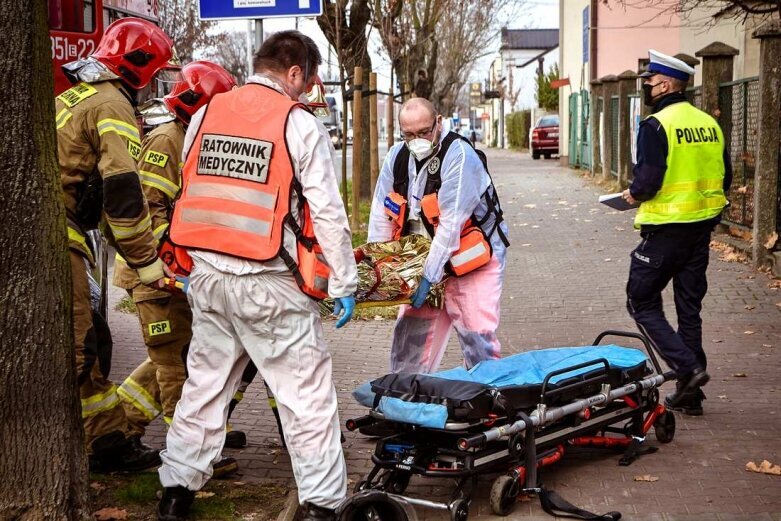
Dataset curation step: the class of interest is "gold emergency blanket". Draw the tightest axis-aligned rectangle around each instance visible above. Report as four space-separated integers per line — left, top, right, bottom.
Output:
320 234 444 314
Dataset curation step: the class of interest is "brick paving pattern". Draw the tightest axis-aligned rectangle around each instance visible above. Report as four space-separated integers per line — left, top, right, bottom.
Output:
107 148 781 520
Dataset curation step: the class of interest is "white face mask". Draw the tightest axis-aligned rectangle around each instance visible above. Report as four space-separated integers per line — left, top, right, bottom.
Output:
407 138 435 161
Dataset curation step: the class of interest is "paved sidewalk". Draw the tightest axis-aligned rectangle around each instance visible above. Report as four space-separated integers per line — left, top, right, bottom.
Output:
108 147 781 520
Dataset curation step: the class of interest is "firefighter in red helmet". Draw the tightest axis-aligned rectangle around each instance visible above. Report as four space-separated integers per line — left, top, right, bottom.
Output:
113 60 239 476
57 17 179 472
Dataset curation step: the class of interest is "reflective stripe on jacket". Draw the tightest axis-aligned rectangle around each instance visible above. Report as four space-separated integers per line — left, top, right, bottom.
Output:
171 84 298 260
635 102 727 228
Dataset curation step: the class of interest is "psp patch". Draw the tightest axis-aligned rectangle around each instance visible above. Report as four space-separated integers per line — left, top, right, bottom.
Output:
148 320 172 337
144 150 169 168
197 133 273 183
127 141 142 160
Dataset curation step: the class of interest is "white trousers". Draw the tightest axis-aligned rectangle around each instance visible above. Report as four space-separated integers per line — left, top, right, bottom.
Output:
159 263 347 509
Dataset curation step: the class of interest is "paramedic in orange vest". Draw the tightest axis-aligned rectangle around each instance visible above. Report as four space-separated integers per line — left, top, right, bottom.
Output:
157 31 358 521
368 98 510 374
113 60 241 478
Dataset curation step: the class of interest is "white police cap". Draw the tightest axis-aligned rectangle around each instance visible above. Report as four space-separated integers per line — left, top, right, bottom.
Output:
639 49 695 81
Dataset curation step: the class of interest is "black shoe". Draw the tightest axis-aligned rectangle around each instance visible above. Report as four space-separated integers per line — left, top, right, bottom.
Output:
666 388 705 416
666 368 709 408
128 435 155 452
302 503 336 521
224 430 247 449
89 431 161 473
212 457 239 479
158 486 195 521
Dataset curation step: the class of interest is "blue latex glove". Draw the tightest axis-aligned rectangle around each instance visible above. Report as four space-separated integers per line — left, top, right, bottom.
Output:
175 275 190 295
410 277 432 309
333 296 355 328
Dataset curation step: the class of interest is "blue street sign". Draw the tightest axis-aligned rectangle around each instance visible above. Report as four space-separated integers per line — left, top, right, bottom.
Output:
199 0 323 21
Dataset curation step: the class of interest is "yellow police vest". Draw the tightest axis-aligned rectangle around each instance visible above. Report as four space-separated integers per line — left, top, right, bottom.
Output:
634 102 727 228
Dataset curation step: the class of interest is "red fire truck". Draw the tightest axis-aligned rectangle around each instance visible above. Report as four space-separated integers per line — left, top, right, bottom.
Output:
48 0 160 95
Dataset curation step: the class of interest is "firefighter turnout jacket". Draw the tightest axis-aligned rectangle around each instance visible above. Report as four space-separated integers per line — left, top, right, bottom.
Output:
113 120 185 301
57 80 158 272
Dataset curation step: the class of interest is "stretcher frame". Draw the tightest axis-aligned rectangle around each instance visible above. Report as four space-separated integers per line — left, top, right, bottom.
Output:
345 331 677 521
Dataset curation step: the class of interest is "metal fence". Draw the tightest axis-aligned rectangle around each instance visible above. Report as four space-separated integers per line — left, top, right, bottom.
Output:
610 96 619 176
718 77 760 229
686 85 703 110
568 90 592 169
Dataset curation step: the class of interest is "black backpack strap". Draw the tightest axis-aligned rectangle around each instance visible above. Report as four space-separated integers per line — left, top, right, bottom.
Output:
392 145 411 196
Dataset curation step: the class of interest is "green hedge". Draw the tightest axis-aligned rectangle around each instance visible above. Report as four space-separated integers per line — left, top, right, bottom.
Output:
506 110 531 149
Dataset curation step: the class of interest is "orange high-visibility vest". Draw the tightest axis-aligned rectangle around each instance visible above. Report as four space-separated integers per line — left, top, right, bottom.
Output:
170 84 329 299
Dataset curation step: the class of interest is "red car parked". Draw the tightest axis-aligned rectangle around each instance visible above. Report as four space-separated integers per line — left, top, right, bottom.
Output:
531 114 559 159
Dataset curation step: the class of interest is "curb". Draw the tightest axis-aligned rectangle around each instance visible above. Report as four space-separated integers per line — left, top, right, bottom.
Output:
276 489 299 521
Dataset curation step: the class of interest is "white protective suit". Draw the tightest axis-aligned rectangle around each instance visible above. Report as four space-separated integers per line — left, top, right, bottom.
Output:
159 75 358 510
368 131 509 373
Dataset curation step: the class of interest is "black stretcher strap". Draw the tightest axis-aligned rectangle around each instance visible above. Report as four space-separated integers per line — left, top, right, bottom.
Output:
538 488 622 520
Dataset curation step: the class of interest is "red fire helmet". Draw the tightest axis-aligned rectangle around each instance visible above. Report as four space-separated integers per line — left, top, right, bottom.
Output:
92 17 179 89
164 61 236 125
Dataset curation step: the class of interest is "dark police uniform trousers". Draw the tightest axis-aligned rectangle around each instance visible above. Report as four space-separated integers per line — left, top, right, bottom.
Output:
626 221 714 376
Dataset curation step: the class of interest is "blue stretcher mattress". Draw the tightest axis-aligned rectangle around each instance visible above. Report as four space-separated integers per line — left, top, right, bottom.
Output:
354 345 649 429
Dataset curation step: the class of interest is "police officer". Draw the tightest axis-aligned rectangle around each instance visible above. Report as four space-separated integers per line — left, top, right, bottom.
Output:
57 17 177 471
157 31 357 521
113 61 238 476
368 98 509 375
622 50 732 416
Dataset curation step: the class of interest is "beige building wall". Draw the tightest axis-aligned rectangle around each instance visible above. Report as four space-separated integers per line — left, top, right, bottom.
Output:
558 0 590 165
679 6 762 83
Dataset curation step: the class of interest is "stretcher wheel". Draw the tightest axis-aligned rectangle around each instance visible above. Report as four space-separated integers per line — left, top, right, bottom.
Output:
490 475 520 516
449 499 469 521
385 471 411 494
654 411 676 443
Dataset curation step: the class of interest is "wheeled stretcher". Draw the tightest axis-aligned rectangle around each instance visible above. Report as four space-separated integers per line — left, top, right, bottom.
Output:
344 331 677 521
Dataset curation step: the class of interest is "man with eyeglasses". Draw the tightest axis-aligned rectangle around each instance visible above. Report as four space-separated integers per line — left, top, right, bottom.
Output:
621 50 732 416
368 97 509 376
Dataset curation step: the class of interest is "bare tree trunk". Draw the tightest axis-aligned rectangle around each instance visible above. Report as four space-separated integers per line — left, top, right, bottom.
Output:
318 1 374 199
0 2 90 519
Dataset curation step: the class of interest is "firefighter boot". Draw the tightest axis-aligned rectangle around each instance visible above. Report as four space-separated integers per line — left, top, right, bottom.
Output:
89 431 161 472
158 485 195 521
211 456 239 479
302 503 337 521
224 428 247 449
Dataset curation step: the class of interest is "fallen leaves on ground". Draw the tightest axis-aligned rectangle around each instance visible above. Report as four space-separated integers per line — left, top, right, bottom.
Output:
764 232 778 250
523 204 537 209
746 460 781 476
744 330 755 335
733 373 748 377
712 339 723 343
633 475 659 482
90 482 106 491
736 185 748 194
195 491 215 499
744 305 756 310
94 508 128 520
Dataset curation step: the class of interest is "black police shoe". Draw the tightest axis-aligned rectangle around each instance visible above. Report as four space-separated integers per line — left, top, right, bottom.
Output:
211 456 239 479
665 388 706 416
158 486 195 521
302 502 337 521
89 431 161 473
666 368 710 411
224 429 247 449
